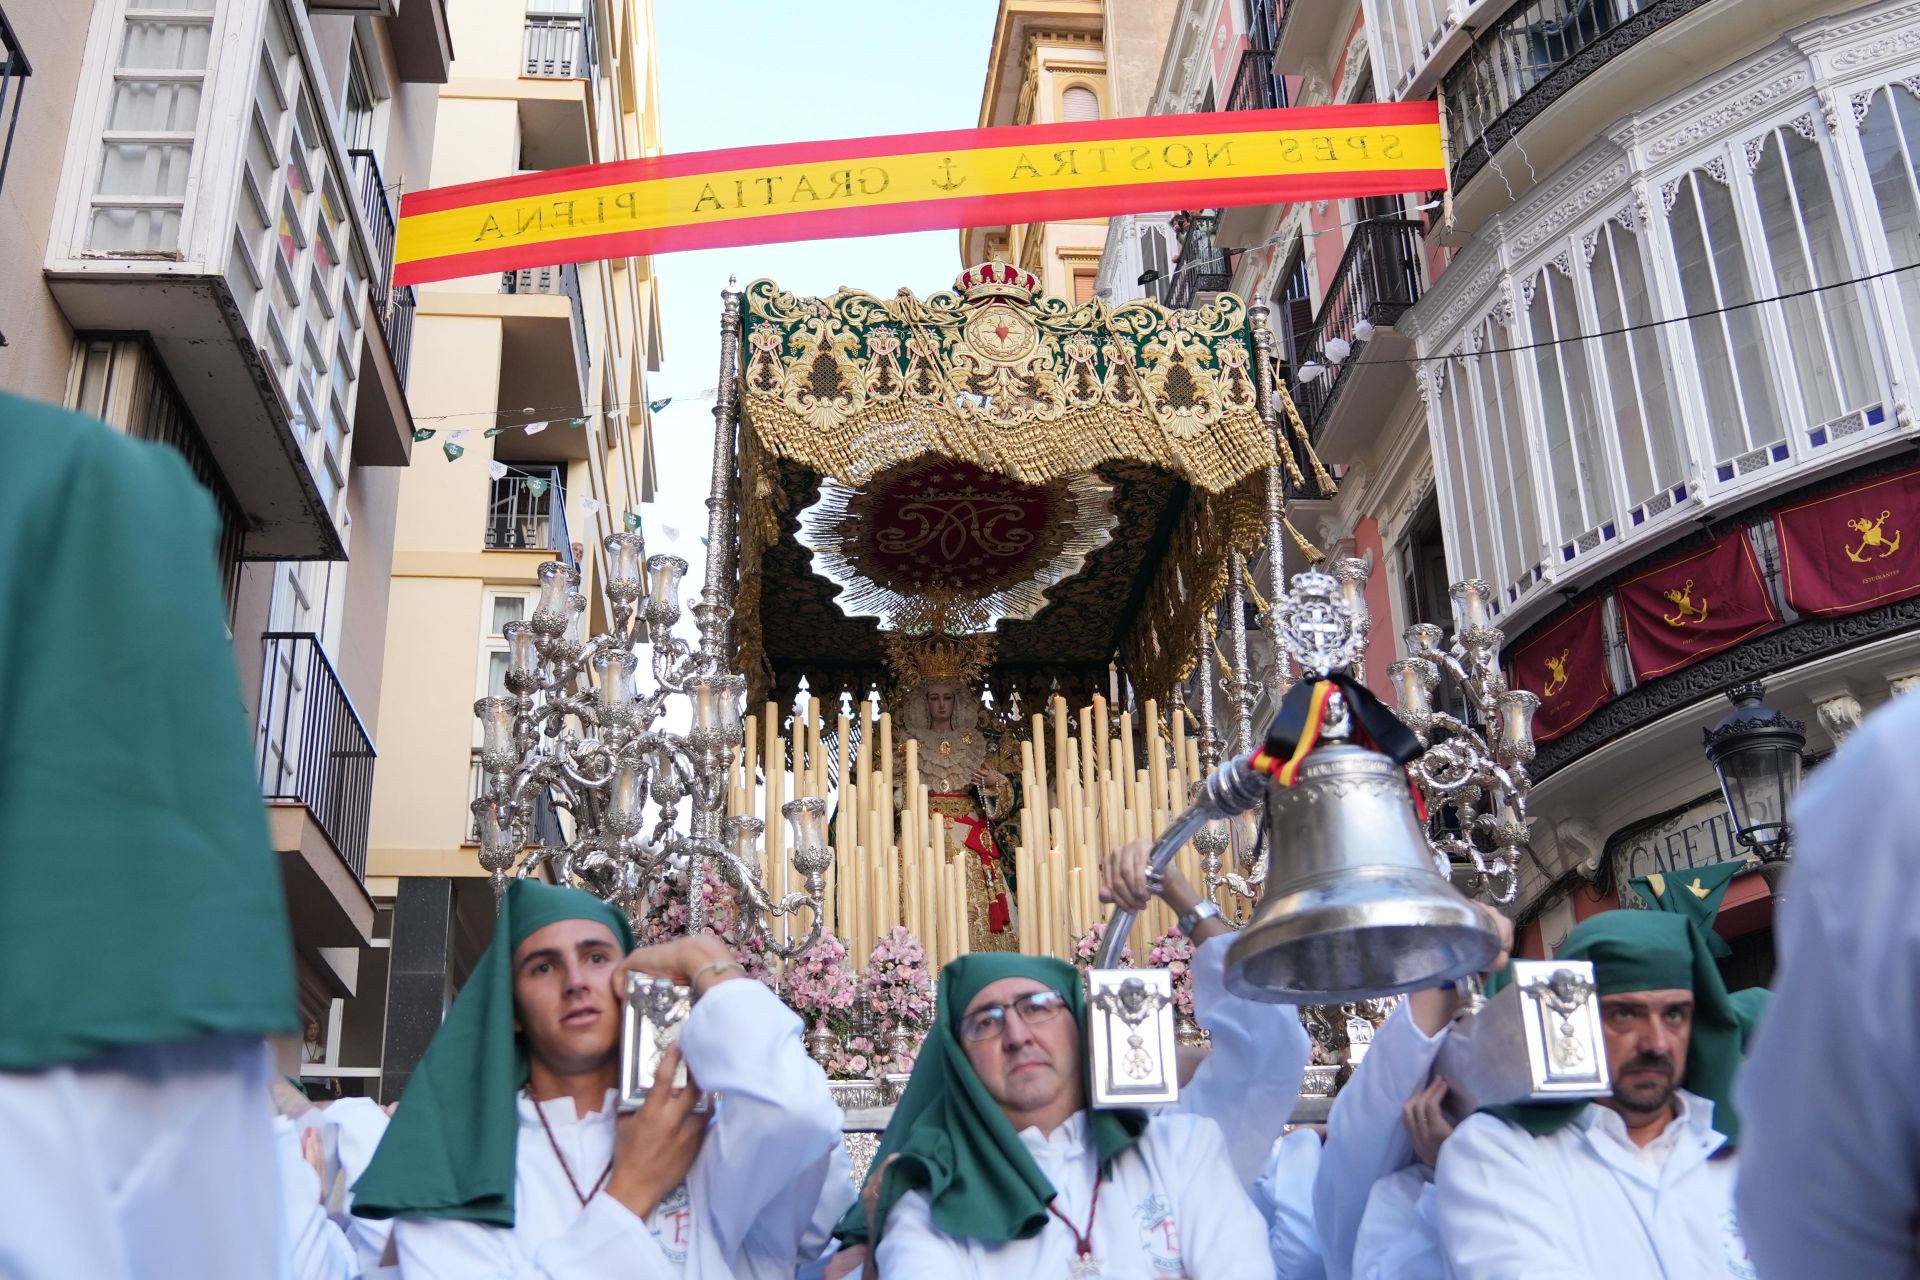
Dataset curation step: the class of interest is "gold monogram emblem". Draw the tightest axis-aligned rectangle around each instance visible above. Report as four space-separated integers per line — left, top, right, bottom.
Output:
1846 510 1903 563
1661 578 1710 627
1542 648 1572 699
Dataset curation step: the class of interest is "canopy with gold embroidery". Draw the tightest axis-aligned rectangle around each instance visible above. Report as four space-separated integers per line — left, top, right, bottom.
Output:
729 263 1334 712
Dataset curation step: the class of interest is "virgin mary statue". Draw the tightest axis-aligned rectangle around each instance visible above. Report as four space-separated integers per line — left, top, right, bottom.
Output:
889 634 1020 952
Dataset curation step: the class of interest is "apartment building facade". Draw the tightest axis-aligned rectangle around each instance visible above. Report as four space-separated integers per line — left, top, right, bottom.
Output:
364 0 663 1101
0 0 450 1085
1101 0 1920 974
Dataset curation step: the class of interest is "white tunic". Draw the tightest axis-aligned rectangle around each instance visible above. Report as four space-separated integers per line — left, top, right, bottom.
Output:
393 978 843 1278
1735 693 1920 1279
1175 935 1312 1189
1311 1001 1445 1280
1349 1166 1438 1280
1434 1090 1751 1279
876 1110 1276 1279
1254 1128 1326 1280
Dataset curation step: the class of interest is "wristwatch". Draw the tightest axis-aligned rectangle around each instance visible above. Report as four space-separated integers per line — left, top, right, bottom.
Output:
1176 899 1222 937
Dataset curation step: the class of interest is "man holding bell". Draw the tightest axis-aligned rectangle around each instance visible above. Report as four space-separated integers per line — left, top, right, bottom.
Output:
352 879 847 1277
1433 911 1752 1277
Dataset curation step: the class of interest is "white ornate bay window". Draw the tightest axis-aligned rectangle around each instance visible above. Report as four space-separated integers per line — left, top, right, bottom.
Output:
1586 213 1687 527
1858 85 1920 349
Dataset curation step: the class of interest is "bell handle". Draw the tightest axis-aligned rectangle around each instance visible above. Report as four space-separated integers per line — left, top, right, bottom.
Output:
1092 754 1267 968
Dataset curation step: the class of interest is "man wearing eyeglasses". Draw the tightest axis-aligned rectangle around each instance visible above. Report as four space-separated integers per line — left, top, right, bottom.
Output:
846 949 1275 1278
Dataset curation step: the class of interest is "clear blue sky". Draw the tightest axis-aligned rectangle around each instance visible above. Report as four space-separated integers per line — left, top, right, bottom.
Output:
642 0 1000 577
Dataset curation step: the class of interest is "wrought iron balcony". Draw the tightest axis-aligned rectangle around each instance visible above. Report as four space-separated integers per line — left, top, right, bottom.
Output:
259 633 376 881
524 13 592 79
1226 46 1287 114
485 465 575 566
1441 0 1691 191
0 5 28 203
1163 211 1234 310
1289 217 1424 435
350 148 415 392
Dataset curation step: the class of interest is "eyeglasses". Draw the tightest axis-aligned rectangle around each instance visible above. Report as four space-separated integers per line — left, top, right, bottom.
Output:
958 990 1069 1042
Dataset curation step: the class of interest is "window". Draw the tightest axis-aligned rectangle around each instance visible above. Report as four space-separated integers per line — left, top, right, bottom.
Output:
342 44 376 152
1062 85 1100 122
1396 493 1452 633
1272 243 1315 370
1525 266 1614 542
1139 223 1173 305
1429 358 1494 586
1747 124 1879 431
1666 169 1784 462
475 587 534 746
486 464 567 551
68 337 245 616
1463 313 1541 594
1071 267 1097 304
89 0 216 251
1859 87 1920 346
1587 217 1682 510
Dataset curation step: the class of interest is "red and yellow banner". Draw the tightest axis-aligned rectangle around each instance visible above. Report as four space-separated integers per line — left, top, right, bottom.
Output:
393 103 1444 286
1775 466 1920 616
1616 530 1779 681
1507 600 1613 744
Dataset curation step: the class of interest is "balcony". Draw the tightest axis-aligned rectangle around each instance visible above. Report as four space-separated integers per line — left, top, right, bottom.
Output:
485 465 575 567
350 148 417 465
0 5 27 200
1272 0 1362 79
501 264 590 397
524 13 592 80
1217 49 1286 247
1441 0 1692 193
1163 212 1234 310
43 0 390 558
259 632 377 993
1287 217 1423 459
393 0 453 84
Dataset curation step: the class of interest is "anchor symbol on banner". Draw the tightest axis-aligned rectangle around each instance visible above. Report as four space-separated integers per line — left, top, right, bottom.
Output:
932 157 967 192
1846 510 1903 562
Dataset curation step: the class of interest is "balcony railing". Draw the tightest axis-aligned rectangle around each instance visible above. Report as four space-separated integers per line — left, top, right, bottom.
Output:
0 6 28 202
1226 47 1286 114
485 466 574 565
349 148 415 389
1164 211 1234 310
1441 0 1672 189
524 14 589 79
259 633 376 881
502 263 590 388
1290 217 1424 433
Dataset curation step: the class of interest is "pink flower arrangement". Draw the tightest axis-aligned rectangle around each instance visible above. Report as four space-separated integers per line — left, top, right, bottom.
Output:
782 927 860 1031
1071 921 1132 969
635 870 776 988
864 926 933 1066
826 1034 876 1080
1147 927 1196 1021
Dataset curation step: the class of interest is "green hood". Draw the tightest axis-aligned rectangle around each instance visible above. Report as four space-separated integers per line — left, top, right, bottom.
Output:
352 880 634 1225
1487 911 1744 1143
833 952 1146 1248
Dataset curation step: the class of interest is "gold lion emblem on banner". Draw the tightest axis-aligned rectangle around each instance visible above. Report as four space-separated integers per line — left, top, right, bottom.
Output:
1542 648 1571 699
1662 579 1710 627
1846 510 1903 562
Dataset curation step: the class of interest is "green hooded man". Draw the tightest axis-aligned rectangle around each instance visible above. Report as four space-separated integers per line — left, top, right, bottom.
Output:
353 879 848 1276
838 951 1276 1278
1433 911 1757 1278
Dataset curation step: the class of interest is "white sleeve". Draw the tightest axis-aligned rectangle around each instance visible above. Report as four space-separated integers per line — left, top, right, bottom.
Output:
1735 705 1920 1280
787 1139 858 1274
1351 1168 1442 1280
1432 1115 1594 1280
875 1189 975 1277
677 977 847 1264
1160 1115 1279 1280
276 1118 359 1280
393 1197 677 1279
1254 1129 1326 1280
1175 934 1311 1188
1312 1000 1446 1280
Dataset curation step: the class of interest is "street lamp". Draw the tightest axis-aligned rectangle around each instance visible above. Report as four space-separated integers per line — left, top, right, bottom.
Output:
1702 681 1805 897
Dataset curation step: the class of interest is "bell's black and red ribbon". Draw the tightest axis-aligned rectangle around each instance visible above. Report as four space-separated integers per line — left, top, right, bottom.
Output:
1248 675 1427 817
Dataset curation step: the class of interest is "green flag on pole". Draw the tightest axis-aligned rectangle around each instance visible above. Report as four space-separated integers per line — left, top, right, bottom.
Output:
1629 860 1748 957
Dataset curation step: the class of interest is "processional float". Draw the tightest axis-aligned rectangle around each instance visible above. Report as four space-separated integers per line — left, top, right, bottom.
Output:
470 261 1606 1114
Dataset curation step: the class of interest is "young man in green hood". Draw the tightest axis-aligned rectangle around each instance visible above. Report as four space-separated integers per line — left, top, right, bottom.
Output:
353 879 846 1277
1433 911 1753 1278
